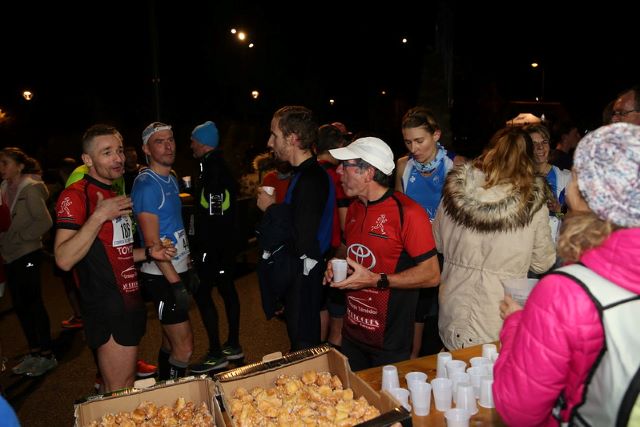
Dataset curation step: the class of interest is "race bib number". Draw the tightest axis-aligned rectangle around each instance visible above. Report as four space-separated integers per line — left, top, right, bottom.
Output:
112 216 134 247
173 228 190 257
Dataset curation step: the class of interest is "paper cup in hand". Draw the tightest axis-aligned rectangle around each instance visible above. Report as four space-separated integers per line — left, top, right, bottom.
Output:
331 259 348 282
503 278 538 306
260 186 275 196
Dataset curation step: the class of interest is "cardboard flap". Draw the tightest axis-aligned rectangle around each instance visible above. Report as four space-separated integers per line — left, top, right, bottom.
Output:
261 351 283 363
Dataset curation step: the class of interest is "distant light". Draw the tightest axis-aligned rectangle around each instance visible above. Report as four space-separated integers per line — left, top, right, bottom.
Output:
237 32 246 41
531 62 539 68
248 43 254 48
251 90 259 99
535 97 540 101
230 28 237 34
329 99 335 106
402 38 408 44
381 90 387 95
22 90 33 101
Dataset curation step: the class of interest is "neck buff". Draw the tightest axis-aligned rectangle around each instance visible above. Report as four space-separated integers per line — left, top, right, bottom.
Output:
412 143 446 173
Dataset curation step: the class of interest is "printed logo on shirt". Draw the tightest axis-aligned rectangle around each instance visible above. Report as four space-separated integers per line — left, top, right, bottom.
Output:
347 243 376 269
120 265 137 280
347 292 381 331
368 214 388 238
57 196 73 219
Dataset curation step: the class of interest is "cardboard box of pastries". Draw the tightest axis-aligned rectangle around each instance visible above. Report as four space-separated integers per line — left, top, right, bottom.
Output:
213 345 411 427
74 376 224 426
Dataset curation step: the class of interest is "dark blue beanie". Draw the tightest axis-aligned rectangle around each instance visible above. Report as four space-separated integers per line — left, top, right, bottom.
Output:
191 121 219 148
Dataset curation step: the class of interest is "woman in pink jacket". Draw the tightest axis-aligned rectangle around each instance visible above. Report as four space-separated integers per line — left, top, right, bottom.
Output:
494 123 640 426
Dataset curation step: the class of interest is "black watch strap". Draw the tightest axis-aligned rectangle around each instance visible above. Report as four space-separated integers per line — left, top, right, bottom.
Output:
145 246 153 262
377 273 389 289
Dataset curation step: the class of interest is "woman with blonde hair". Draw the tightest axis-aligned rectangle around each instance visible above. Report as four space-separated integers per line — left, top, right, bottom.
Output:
494 123 640 426
433 126 556 350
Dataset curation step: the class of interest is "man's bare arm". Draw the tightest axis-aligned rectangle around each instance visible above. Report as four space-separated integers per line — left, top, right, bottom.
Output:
136 211 180 283
55 193 132 271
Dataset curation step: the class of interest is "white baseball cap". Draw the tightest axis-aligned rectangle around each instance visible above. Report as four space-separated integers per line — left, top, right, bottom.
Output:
329 137 395 176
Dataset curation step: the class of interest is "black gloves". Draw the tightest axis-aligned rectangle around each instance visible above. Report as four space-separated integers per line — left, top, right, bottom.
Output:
171 281 190 311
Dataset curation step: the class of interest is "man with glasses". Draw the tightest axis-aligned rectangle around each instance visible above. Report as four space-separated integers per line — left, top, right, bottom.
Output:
611 85 640 125
256 106 335 351
323 137 440 370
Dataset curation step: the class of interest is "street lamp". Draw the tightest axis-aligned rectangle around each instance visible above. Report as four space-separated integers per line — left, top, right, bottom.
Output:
530 62 545 101
22 90 34 101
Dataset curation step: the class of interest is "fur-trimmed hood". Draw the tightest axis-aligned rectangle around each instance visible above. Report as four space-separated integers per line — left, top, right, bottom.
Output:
442 163 548 232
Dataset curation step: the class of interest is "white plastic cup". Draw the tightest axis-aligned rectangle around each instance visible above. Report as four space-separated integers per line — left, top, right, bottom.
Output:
182 175 191 189
260 185 275 196
381 365 400 392
503 278 538 306
389 387 411 412
469 356 490 367
482 343 498 360
478 377 495 408
436 352 453 378
466 366 484 398
410 381 432 416
484 363 495 378
450 372 470 404
331 259 348 282
445 407 471 427
431 377 453 411
455 383 478 415
405 371 428 392
446 360 467 378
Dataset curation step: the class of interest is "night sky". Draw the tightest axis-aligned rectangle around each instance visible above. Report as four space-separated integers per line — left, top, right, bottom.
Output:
1 1 637 172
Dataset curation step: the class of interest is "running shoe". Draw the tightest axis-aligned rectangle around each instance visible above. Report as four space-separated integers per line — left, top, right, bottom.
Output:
25 355 58 377
12 355 39 375
61 315 84 329
136 359 157 377
189 354 229 374
221 344 244 360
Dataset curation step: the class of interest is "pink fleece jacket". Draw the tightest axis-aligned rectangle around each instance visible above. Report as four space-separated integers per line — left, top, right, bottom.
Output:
493 228 640 426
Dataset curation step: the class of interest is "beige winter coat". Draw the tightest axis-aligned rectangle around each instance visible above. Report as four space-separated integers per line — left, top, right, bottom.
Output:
0 177 52 263
433 163 555 350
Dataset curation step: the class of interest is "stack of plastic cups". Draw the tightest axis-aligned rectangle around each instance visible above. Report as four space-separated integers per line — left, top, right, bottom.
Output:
436 352 453 378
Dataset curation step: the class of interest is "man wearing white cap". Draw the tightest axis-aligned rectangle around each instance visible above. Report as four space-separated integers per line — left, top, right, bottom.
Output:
325 137 440 370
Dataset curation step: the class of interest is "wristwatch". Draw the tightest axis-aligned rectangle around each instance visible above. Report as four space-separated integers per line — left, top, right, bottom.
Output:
376 273 389 289
145 246 153 262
